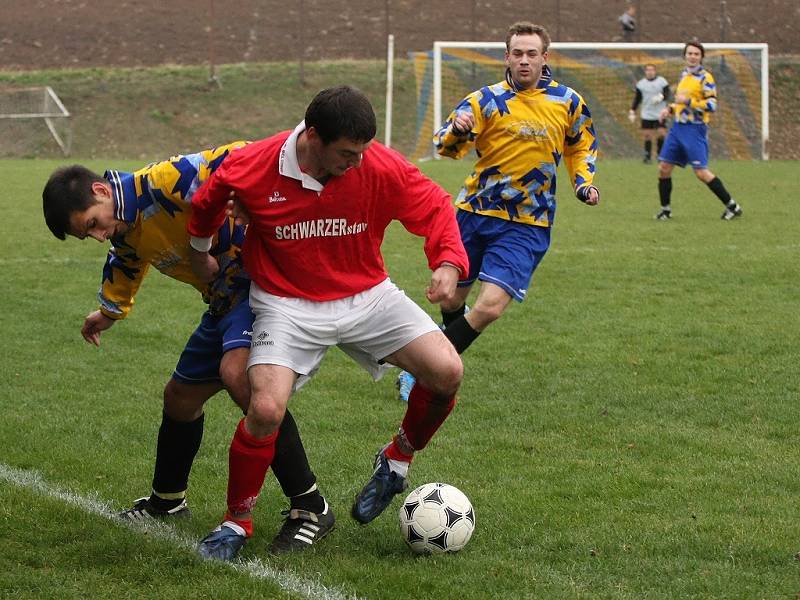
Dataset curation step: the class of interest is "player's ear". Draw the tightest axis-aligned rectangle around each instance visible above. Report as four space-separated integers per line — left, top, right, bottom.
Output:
90 181 111 201
305 126 320 144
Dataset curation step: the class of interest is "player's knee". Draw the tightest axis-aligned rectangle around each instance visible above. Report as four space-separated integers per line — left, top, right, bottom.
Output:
247 391 285 434
695 168 713 182
163 379 205 421
220 363 250 412
428 354 463 397
471 302 504 327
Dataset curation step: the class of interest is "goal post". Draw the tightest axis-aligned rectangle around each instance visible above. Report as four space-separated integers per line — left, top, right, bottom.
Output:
0 86 72 156
414 41 769 161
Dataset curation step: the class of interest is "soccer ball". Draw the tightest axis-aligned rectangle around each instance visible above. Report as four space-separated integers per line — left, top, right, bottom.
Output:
398 483 475 554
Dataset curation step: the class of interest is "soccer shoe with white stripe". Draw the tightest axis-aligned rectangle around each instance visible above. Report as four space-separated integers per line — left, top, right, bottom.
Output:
268 500 335 554
396 370 416 403
197 521 247 561
117 496 190 521
655 209 672 220
721 204 743 220
351 448 408 524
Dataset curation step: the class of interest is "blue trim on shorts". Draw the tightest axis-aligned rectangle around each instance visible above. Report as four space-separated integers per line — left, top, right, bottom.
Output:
658 122 709 169
172 298 254 384
456 210 551 302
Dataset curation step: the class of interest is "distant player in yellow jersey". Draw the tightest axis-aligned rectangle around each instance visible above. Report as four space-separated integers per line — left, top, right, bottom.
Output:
396 22 600 400
42 148 335 553
656 41 744 221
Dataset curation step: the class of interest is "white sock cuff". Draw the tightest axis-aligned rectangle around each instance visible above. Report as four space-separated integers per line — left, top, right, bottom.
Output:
221 520 247 536
387 457 410 477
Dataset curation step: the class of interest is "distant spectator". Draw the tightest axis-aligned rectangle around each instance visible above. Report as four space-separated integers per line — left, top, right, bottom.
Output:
619 5 636 42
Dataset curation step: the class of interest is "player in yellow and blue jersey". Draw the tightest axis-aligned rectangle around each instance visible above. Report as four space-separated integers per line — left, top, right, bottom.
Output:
42 144 335 553
396 22 599 401
656 41 744 221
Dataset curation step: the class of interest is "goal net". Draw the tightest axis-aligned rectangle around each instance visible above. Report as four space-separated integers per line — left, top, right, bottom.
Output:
409 42 768 161
0 86 72 157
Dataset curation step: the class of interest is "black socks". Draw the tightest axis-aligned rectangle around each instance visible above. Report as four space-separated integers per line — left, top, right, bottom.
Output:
658 177 672 208
707 176 732 206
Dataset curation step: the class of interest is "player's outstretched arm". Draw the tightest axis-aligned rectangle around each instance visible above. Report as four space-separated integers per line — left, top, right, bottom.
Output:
81 310 116 347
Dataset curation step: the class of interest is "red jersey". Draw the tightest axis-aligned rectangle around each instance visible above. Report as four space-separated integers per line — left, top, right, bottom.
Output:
187 126 468 301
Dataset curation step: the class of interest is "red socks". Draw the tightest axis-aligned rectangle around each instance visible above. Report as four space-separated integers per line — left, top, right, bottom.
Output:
384 437 414 462
399 383 456 451
223 512 254 537
225 418 278 531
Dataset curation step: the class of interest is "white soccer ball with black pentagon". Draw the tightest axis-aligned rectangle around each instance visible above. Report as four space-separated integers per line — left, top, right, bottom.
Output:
398 482 475 554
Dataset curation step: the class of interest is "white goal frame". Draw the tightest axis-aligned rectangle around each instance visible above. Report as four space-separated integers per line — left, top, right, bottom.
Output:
431 41 769 160
0 86 72 155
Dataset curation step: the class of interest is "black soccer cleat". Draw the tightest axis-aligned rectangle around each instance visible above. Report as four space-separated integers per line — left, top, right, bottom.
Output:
268 500 335 553
721 204 743 220
655 209 672 220
351 448 408 524
117 496 190 521
197 521 247 561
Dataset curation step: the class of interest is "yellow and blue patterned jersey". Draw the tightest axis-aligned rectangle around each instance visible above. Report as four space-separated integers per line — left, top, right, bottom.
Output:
434 66 597 227
672 65 717 125
99 141 249 320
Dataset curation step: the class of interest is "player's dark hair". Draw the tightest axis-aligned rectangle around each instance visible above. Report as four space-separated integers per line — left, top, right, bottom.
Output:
505 21 551 53
684 40 705 59
305 85 376 145
42 165 105 240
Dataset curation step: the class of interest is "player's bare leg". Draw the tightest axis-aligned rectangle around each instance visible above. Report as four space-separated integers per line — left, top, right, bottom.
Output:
353 332 462 524
198 364 296 560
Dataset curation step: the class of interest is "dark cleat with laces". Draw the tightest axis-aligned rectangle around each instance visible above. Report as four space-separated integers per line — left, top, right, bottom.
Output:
721 204 743 220
268 500 335 554
351 448 408 524
117 496 190 521
197 521 247 561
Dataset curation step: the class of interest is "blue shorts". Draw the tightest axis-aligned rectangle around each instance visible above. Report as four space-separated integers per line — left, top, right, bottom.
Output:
456 210 551 302
658 122 709 169
172 298 254 384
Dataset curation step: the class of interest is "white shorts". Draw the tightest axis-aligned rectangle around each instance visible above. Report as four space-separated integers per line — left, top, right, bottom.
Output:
248 278 439 389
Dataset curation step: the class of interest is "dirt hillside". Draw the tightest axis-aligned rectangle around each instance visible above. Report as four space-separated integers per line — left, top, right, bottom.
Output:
1 0 797 70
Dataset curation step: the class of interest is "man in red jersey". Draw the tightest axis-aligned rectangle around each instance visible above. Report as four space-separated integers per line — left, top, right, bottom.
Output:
187 85 469 560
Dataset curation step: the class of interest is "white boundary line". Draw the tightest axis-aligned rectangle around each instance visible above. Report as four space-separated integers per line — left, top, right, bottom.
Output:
0 463 362 600
0 257 101 265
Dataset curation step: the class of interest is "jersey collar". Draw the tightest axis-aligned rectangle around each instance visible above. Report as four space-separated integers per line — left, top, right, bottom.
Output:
505 64 553 92
103 170 139 223
278 121 324 192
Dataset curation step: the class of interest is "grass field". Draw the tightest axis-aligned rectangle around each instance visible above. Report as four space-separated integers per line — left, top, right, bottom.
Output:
1 157 798 599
